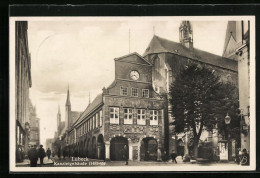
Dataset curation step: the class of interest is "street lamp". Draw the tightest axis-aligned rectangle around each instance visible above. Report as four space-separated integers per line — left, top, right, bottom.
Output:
224 113 231 161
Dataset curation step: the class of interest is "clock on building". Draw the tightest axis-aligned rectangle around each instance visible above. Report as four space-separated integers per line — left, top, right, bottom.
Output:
130 70 139 80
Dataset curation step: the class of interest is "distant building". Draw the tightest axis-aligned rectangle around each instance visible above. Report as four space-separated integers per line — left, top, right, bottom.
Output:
15 21 32 160
46 138 54 151
52 89 82 156
56 105 65 137
29 100 40 147
222 21 250 152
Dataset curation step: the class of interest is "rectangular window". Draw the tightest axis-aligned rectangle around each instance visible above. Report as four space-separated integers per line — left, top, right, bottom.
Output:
120 86 128 96
142 89 149 98
96 113 99 128
92 116 96 129
99 110 103 127
110 107 119 124
90 118 92 130
137 109 146 125
150 110 158 125
131 88 138 97
124 108 133 124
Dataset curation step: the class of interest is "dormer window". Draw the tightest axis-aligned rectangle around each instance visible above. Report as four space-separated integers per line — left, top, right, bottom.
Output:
120 86 128 96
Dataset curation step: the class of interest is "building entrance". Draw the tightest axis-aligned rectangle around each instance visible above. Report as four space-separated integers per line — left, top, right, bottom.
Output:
140 137 158 161
177 139 184 157
110 136 128 161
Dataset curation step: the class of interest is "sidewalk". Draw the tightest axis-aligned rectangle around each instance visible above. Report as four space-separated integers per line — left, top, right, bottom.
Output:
16 157 54 167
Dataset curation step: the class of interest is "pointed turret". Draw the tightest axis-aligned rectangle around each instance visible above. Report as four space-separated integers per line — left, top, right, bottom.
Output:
58 104 61 115
57 104 61 135
179 21 193 49
66 86 71 106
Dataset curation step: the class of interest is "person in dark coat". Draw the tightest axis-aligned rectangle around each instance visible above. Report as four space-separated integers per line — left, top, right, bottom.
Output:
58 147 61 160
38 145 46 165
170 150 177 163
46 148 51 159
122 145 128 165
28 145 38 167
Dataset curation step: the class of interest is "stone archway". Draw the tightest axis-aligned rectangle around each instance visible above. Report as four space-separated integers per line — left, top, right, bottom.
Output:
87 139 91 158
84 139 88 157
110 136 128 161
97 134 105 160
140 137 158 161
92 137 97 159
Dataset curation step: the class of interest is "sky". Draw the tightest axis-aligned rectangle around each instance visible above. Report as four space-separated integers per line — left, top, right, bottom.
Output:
27 18 228 148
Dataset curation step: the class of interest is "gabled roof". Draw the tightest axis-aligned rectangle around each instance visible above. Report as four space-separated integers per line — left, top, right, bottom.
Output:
115 52 152 66
71 94 103 128
222 21 237 56
143 35 237 71
69 111 82 126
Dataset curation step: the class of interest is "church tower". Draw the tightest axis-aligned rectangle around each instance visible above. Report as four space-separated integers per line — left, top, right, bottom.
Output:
57 105 61 135
179 21 193 49
65 86 71 130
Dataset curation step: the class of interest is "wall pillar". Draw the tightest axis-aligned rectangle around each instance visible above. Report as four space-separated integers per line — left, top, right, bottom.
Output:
157 148 162 161
97 145 101 159
129 144 133 161
105 141 110 161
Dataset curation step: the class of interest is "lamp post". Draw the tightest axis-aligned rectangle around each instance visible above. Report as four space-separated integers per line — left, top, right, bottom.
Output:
224 113 231 161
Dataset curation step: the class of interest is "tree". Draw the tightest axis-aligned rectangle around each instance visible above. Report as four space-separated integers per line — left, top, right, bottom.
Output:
169 64 239 159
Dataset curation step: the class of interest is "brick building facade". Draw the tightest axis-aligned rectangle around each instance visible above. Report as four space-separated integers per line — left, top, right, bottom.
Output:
15 21 32 161
143 21 238 159
222 21 250 152
65 53 167 161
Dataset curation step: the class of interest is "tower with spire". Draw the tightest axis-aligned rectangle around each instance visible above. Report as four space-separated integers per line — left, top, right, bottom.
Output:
57 105 61 135
65 86 71 130
179 21 193 49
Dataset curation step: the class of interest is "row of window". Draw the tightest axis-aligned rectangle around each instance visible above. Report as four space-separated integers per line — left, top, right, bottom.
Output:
73 110 103 140
110 107 159 125
120 87 149 98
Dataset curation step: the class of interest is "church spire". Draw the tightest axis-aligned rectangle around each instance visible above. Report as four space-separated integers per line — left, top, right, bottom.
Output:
179 21 193 49
66 85 71 106
58 104 61 115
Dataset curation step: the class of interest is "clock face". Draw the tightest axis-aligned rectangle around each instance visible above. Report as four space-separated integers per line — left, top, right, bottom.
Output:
130 70 139 80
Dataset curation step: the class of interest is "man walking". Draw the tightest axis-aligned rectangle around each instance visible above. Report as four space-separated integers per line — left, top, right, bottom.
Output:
28 145 38 167
38 145 46 165
122 145 128 165
46 148 51 159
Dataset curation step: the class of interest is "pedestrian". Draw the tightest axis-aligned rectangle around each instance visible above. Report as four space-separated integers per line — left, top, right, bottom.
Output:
162 150 167 162
46 148 51 159
20 146 25 161
16 145 22 163
235 148 240 165
122 145 128 165
58 147 61 160
28 145 38 167
170 150 177 163
38 145 46 165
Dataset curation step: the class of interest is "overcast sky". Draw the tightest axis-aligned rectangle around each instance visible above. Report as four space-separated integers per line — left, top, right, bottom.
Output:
27 18 228 148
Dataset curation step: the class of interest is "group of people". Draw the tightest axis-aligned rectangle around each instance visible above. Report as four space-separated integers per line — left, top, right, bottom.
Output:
28 145 52 167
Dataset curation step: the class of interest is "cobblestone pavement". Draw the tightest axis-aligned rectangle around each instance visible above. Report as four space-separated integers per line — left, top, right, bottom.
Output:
16 157 54 167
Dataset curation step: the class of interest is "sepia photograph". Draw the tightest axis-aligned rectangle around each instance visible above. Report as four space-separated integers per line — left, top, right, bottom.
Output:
9 16 255 172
